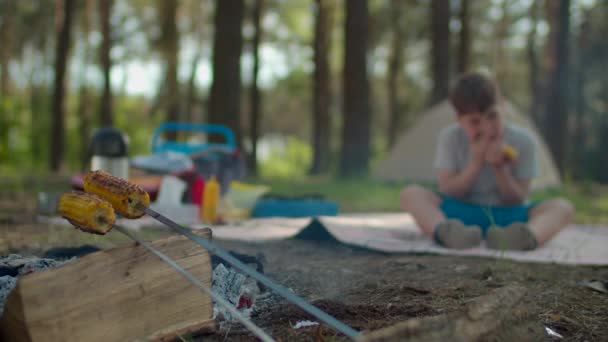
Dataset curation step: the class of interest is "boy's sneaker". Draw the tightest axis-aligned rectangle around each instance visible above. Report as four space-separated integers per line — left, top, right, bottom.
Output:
486 223 538 251
434 219 482 249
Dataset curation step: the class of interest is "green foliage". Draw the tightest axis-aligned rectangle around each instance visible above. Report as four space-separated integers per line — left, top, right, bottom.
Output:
258 136 312 180
0 95 39 169
0 91 161 174
1 0 607 188
0 98 14 163
113 96 163 157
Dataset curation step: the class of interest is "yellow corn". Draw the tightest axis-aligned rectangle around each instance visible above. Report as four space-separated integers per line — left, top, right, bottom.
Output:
503 144 519 161
83 170 150 219
58 191 116 235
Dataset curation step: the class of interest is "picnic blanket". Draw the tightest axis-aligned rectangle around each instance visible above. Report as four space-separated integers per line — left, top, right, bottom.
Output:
45 212 608 265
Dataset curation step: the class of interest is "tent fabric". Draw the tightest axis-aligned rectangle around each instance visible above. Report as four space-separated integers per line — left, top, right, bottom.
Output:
373 100 561 190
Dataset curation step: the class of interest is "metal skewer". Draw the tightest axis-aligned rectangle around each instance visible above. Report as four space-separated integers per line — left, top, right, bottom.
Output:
112 224 275 342
141 206 361 340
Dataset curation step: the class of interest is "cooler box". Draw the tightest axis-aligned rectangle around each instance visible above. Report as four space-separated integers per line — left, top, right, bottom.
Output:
251 197 339 218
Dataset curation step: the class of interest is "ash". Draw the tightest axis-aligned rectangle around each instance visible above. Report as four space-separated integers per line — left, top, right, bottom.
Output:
0 254 71 316
211 263 284 328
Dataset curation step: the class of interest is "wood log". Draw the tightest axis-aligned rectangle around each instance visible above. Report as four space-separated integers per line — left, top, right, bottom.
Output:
359 284 526 342
0 228 215 342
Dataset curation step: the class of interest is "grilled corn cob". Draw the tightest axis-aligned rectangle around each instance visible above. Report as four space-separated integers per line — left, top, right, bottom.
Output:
58 191 116 235
83 170 150 219
503 144 519 161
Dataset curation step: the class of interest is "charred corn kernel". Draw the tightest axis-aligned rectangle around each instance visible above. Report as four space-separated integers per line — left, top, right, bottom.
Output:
58 191 116 235
503 144 519 161
83 170 150 219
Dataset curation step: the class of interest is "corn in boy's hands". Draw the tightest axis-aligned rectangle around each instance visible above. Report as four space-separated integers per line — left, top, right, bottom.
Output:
485 136 516 168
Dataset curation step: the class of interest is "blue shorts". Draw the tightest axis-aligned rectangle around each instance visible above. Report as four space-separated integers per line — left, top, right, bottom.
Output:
439 195 538 236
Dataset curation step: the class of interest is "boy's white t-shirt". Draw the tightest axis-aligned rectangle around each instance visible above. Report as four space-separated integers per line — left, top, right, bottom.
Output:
434 123 540 206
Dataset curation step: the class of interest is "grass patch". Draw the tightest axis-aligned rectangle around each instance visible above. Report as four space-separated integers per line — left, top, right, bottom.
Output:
252 177 608 224
530 183 608 224
250 176 411 213
1 173 607 225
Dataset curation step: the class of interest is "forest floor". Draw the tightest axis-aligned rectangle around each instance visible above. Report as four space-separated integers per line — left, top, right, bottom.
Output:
1 177 607 341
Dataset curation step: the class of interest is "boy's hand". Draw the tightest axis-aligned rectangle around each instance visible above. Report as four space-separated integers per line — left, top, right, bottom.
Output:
470 133 489 164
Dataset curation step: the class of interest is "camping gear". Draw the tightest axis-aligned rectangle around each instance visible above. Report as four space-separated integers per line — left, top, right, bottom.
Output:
220 181 270 220
89 127 130 180
148 122 246 191
373 100 561 190
130 151 193 174
155 175 188 206
71 123 246 203
252 195 339 218
151 122 237 155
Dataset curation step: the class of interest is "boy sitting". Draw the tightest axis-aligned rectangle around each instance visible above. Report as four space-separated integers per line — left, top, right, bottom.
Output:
401 72 574 250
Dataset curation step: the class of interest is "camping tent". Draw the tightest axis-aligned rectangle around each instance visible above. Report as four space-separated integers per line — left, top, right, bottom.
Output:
373 99 561 191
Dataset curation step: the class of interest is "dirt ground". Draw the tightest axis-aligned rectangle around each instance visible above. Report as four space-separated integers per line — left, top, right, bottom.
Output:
1 197 607 341
195 239 608 341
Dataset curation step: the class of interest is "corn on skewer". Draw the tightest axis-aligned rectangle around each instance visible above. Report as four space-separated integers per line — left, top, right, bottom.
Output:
58 191 116 235
83 170 150 219
58 192 274 342
81 171 360 339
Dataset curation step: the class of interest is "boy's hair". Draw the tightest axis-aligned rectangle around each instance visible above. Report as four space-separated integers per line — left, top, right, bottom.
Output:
449 72 498 115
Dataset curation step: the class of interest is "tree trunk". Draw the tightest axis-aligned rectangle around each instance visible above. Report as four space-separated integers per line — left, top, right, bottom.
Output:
185 49 202 123
0 1 16 98
340 0 371 177
386 0 405 150
208 0 245 145
30 38 51 168
160 0 180 141
538 0 559 139
543 0 570 174
50 0 75 172
310 0 333 175
0 1 15 163
457 0 471 74
601 62 608 182
77 86 92 170
598 122 608 183
99 0 113 127
78 0 95 170
30 85 44 164
494 1 511 87
527 0 541 126
430 0 450 105
572 13 590 179
248 0 264 176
